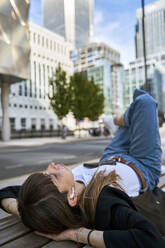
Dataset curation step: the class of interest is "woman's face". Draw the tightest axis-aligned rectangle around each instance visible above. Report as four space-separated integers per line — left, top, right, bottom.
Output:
45 162 74 193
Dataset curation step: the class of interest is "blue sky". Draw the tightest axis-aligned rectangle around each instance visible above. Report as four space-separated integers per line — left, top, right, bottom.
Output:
29 0 156 65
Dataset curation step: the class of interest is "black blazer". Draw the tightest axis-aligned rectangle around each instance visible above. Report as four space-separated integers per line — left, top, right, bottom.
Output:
0 185 164 247
95 186 164 248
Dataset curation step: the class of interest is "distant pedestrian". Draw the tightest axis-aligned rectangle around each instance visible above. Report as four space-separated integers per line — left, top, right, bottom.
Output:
62 125 67 139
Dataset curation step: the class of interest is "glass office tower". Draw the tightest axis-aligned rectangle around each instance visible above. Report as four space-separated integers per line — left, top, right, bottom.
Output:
135 0 165 58
42 0 94 48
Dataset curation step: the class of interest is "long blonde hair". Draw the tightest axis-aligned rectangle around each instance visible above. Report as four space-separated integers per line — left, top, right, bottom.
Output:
79 169 123 227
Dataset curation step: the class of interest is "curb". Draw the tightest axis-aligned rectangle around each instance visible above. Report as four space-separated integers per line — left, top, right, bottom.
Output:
0 136 109 149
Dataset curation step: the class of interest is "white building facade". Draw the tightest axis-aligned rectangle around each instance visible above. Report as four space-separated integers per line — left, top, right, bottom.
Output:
0 22 74 132
42 0 94 49
71 42 122 115
135 0 165 58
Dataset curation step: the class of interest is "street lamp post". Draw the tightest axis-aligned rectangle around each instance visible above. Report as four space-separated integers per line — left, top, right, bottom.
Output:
141 0 148 90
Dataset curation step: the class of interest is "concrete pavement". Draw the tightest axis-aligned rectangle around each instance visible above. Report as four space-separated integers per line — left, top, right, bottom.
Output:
0 124 164 184
0 135 97 148
0 124 164 161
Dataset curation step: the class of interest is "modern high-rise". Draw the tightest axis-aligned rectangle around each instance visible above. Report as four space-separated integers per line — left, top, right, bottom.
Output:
135 0 165 58
71 42 123 114
123 52 165 111
42 0 94 49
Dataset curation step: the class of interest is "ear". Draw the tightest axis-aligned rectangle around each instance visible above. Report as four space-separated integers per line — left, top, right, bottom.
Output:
67 192 78 207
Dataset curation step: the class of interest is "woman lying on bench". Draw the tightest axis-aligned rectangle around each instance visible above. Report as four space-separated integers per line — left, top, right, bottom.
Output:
0 89 164 248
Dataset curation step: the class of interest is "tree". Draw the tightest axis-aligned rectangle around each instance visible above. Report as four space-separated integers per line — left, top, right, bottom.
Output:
48 64 71 120
70 73 104 122
86 77 104 121
70 72 89 121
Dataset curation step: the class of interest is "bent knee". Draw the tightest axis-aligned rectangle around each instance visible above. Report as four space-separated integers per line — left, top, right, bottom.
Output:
134 93 157 109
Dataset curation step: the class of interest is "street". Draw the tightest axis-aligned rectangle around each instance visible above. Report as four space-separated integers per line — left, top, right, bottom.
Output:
0 124 164 181
0 138 110 180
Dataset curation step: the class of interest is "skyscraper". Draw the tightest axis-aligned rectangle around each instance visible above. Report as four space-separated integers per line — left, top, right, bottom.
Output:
135 0 165 58
71 42 122 114
42 0 94 49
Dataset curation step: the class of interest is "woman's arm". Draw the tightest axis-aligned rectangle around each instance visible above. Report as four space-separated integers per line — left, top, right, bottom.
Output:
75 228 106 248
103 205 164 248
36 227 106 248
0 186 20 215
35 205 164 248
1 198 19 216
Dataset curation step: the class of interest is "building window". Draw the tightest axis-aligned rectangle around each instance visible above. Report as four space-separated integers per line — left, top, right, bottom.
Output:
47 65 50 76
25 105 28 109
42 36 44 46
49 119 54 130
24 80 28 96
39 63 41 98
19 104 23 108
51 66 53 76
29 80 32 97
41 119 45 130
33 33 36 43
43 64 46 99
10 118 15 131
57 43 60 53
31 118 36 130
19 85 22 96
21 118 26 129
34 61 37 98
38 34 40 45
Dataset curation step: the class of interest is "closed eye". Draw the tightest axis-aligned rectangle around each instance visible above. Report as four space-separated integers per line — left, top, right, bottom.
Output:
50 173 57 179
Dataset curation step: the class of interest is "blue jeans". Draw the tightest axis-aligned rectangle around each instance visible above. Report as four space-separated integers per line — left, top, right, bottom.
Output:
100 89 162 191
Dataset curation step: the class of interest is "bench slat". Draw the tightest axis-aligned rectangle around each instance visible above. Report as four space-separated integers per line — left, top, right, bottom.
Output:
0 215 20 231
42 240 84 248
0 221 30 246
0 232 49 248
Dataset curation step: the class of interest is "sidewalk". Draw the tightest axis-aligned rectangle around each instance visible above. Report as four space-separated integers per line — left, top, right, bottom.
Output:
0 135 103 148
0 125 165 160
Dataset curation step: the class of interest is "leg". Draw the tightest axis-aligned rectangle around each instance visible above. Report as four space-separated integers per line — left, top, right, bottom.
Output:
100 126 130 162
124 89 162 189
125 89 162 164
100 91 146 162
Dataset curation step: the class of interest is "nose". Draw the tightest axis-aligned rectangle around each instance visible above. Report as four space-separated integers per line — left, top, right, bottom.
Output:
45 162 55 172
48 162 55 169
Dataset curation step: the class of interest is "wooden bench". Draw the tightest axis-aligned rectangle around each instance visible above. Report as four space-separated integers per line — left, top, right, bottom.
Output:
0 173 165 248
0 214 90 248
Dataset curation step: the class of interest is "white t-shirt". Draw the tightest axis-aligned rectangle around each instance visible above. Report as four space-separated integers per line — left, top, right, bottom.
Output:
72 162 140 197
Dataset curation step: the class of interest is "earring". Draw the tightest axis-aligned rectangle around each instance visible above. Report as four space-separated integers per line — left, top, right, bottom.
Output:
70 187 75 199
